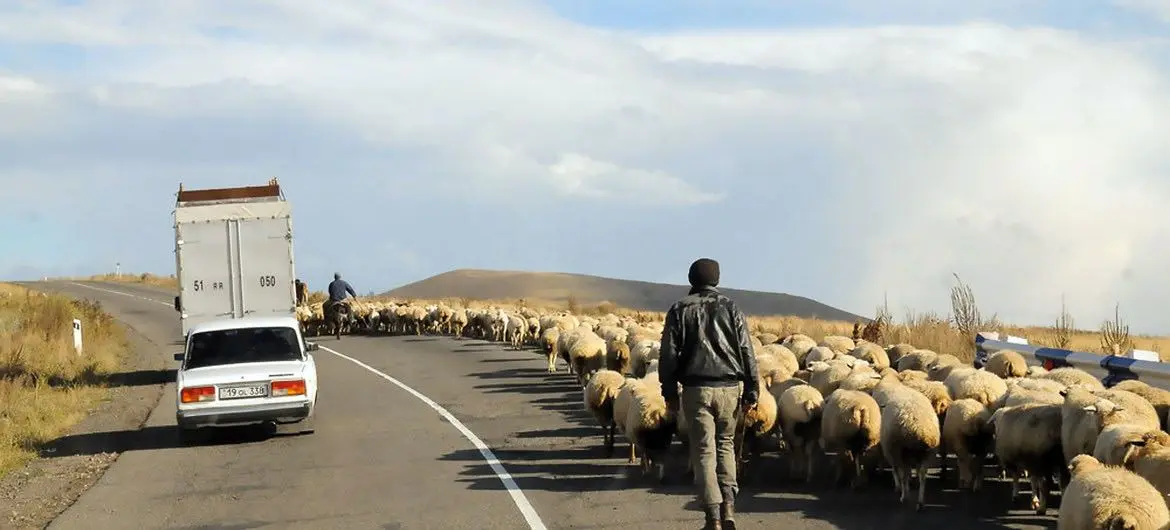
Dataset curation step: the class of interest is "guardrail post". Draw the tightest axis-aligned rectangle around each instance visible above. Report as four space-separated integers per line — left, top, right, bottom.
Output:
72 319 82 355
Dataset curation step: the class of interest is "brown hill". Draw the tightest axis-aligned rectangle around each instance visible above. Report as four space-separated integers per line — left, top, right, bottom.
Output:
382 269 868 322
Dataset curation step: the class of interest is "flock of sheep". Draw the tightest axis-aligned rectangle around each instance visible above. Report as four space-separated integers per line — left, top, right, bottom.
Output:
296 298 1170 529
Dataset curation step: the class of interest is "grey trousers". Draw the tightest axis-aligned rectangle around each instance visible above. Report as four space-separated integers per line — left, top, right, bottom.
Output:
682 385 741 507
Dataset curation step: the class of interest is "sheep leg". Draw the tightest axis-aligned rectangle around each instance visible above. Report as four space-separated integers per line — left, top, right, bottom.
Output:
604 422 615 457
898 466 911 504
628 441 637 464
955 450 971 490
915 461 928 511
972 453 985 492
804 441 817 484
1009 469 1021 498
546 352 556 373
1028 472 1047 514
937 435 948 483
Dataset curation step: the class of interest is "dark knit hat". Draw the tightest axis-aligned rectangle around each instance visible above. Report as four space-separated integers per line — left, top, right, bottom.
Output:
688 258 720 288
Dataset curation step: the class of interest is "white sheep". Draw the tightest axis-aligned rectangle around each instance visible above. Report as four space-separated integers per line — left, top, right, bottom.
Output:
804 346 837 366
820 389 882 488
1057 454 1170 530
885 343 916 366
1111 379 1170 431
1122 430 1170 507
539 327 561 372
989 402 1066 514
621 371 676 480
942 398 993 491
984 349 1027 378
879 385 942 511
896 349 938 372
584 369 627 456
782 334 818 364
777 383 825 483
1092 423 1161 467
819 335 856 355
848 341 890 370
568 331 607 386
944 368 1007 408
738 380 779 476
1039 367 1104 390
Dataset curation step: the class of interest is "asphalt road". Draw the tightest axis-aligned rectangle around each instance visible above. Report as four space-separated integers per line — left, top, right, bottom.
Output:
26 281 1059 529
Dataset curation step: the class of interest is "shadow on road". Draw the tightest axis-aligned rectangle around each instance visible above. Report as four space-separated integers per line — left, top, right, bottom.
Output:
40 423 303 457
101 368 175 387
449 338 1059 530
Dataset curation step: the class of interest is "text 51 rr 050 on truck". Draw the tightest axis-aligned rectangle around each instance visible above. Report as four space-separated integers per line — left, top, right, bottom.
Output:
171 179 298 338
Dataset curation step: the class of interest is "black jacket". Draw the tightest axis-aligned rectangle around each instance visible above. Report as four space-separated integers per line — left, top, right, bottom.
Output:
658 286 759 405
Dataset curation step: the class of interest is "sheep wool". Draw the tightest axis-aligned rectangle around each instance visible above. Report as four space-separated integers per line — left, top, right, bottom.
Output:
984 350 1027 379
942 398 993 492
1040 367 1105 391
1111 380 1170 431
879 386 942 511
1125 431 1170 508
777 384 825 483
945 368 1008 408
1057 454 1170 530
990 403 1066 514
1092 423 1161 467
820 389 882 488
848 342 891 370
583 369 627 457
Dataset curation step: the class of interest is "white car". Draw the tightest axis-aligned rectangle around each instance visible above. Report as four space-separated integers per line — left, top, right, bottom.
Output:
174 315 318 443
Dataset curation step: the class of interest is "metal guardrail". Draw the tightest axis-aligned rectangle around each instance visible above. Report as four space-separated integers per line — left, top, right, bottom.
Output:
974 332 1170 389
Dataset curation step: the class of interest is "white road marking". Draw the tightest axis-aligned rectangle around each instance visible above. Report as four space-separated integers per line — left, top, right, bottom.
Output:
319 344 547 530
64 281 549 530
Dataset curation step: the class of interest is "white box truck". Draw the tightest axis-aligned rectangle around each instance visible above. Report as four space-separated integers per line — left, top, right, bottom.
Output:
172 178 298 337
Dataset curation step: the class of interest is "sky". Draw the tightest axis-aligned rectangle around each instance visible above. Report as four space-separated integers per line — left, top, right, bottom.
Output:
2 1 1170 334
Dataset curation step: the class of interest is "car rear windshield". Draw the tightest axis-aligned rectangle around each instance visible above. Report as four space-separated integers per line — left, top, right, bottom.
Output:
186 326 302 369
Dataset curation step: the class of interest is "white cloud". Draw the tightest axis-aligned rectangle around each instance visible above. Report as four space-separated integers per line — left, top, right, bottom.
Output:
2 1 1170 332
1114 0 1170 22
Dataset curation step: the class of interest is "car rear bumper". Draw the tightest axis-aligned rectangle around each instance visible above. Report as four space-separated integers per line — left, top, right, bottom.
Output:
177 400 311 428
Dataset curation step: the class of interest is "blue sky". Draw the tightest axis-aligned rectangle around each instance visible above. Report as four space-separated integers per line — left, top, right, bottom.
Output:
2 0 1170 333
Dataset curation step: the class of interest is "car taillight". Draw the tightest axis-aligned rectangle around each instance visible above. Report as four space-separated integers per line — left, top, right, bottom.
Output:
180 386 215 403
1043 359 1056 371
271 379 306 396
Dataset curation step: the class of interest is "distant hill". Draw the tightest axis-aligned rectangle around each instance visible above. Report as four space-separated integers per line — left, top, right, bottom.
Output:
382 269 868 322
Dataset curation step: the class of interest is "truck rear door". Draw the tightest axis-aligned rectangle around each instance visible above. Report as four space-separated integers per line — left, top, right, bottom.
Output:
176 220 235 327
237 217 296 317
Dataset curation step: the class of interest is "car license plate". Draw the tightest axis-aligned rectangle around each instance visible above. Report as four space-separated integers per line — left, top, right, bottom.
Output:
218 384 268 400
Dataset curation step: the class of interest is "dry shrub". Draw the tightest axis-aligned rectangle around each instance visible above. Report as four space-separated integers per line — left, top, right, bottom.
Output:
0 283 127 474
76 272 178 290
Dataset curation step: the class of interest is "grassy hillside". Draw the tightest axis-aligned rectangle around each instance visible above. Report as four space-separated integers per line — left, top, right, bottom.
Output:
381 269 867 322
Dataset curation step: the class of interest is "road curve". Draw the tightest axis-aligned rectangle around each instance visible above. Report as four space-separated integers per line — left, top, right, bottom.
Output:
26 281 1059 530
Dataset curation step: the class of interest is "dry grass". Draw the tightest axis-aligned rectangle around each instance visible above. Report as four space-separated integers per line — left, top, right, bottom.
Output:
74 273 179 290
0 283 127 474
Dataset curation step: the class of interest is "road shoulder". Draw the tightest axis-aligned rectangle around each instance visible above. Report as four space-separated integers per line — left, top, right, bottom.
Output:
0 316 169 529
